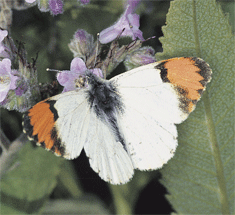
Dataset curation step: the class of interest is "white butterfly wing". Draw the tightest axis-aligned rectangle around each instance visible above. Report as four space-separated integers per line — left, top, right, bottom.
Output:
53 90 91 159
112 63 188 124
110 63 185 170
54 90 134 184
84 109 134 184
111 57 211 170
118 102 177 170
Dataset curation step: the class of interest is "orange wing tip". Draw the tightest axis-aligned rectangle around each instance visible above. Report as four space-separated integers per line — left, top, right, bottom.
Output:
156 57 212 113
23 99 66 157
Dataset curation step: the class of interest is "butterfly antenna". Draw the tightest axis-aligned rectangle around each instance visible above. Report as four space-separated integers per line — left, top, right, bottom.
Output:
144 36 156 42
46 68 62 73
93 33 100 68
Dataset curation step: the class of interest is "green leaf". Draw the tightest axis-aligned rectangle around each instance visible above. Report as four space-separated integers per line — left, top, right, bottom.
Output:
42 195 110 214
156 0 235 214
109 171 156 214
0 142 63 214
57 161 83 198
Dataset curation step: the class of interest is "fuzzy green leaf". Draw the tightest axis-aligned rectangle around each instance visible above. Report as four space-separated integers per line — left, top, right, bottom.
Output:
0 142 63 214
156 0 235 214
42 196 110 214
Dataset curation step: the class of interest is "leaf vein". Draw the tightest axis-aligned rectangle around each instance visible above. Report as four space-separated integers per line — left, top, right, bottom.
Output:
214 101 235 127
223 153 235 167
220 134 234 152
175 159 216 176
181 140 213 156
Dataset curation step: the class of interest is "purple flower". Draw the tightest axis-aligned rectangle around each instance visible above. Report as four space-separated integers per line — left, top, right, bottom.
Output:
69 29 94 60
123 0 141 12
124 46 156 70
0 29 17 60
15 81 28 96
99 4 144 44
0 29 8 46
49 0 64 15
57 57 103 93
26 0 63 15
0 29 9 58
0 59 19 102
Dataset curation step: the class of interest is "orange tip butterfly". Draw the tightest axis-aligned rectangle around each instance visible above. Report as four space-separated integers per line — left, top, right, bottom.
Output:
23 57 212 184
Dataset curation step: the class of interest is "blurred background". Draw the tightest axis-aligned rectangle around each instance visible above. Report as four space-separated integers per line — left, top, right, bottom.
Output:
1 0 234 214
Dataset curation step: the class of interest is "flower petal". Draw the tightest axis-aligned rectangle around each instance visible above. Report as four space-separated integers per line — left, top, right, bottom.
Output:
70 57 87 72
57 58 89 92
9 74 19 90
0 59 18 102
0 29 8 42
49 0 64 15
99 4 144 44
0 90 8 102
57 70 70 85
99 26 121 44
91 68 103 78
0 58 11 75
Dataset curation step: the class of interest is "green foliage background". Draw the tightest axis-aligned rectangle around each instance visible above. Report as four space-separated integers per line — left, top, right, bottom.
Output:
1 0 234 214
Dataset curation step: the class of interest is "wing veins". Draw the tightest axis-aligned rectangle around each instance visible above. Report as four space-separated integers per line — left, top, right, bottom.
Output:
124 102 176 138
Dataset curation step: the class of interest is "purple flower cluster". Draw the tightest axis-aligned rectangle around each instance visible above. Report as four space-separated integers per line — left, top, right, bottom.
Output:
25 0 91 15
60 1 153 92
0 29 20 103
25 0 64 16
0 28 40 111
0 0 156 111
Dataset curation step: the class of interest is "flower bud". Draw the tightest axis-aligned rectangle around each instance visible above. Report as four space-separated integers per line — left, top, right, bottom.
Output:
124 46 156 70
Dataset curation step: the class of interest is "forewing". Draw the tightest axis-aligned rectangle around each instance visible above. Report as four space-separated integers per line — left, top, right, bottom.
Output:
111 57 211 170
23 90 90 159
112 64 188 124
112 57 212 124
53 90 91 159
111 65 180 169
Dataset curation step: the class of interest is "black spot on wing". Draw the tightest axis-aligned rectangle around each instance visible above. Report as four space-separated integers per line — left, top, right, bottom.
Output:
175 85 198 114
23 112 35 139
40 141 45 148
23 112 42 147
155 61 170 83
192 57 212 87
176 86 188 96
197 88 203 96
173 86 189 114
178 97 191 114
45 100 59 121
50 127 65 156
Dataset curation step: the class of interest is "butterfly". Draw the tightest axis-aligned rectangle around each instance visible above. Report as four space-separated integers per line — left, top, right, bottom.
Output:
23 57 212 184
